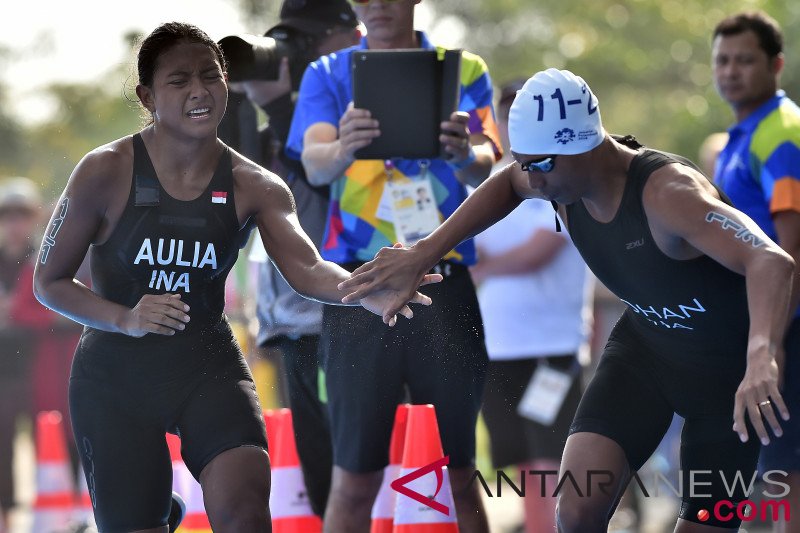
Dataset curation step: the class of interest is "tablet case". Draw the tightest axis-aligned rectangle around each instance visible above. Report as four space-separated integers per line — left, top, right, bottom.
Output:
351 49 462 160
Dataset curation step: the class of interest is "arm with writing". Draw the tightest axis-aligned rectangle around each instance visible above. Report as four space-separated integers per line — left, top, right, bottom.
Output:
644 165 794 445
33 147 192 337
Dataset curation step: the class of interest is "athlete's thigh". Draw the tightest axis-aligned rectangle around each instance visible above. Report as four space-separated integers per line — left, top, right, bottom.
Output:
70 376 172 532
175 353 268 479
571 347 675 473
677 415 760 530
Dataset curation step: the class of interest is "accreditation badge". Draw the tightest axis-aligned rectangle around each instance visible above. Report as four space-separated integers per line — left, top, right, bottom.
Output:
517 361 575 426
376 160 442 246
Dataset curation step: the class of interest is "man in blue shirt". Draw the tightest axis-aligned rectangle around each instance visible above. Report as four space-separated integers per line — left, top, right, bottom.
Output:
713 11 800 530
286 1 501 530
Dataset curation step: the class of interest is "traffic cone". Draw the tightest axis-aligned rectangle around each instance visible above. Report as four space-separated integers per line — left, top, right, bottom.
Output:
392 404 458 532
264 409 279 453
31 411 75 533
371 404 410 533
167 433 212 533
270 408 322 532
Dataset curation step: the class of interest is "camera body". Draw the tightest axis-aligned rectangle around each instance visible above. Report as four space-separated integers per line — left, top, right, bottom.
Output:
218 26 318 89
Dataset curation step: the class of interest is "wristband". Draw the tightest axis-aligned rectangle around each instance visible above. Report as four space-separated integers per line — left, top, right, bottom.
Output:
447 146 476 171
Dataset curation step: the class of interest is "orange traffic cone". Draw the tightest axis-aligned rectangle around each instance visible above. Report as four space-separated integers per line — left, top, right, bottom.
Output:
371 404 410 533
167 433 212 533
270 408 322 532
392 404 458 532
31 411 75 533
264 409 279 454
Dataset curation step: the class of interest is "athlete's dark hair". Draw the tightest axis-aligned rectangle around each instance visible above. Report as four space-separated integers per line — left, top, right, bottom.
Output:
713 11 783 58
137 21 227 88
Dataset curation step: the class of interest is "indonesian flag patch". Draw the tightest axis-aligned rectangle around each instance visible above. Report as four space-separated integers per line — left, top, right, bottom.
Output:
211 191 227 204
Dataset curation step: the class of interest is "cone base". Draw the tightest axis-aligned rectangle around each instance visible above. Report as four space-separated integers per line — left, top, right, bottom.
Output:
371 517 393 533
273 515 322 532
394 523 458 533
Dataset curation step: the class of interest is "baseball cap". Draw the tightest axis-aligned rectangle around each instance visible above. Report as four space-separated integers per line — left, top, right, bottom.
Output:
508 68 605 155
273 0 358 34
0 177 41 216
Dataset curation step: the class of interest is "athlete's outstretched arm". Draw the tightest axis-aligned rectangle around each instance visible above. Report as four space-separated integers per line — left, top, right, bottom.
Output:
644 164 795 446
237 162 439 326
336 162 532 320
33 146 191 337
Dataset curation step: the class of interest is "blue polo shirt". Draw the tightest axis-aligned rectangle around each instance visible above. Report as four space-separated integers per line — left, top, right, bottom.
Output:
714 90 800 317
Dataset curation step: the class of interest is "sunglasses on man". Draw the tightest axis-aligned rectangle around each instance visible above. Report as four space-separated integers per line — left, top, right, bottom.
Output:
519 156 557 173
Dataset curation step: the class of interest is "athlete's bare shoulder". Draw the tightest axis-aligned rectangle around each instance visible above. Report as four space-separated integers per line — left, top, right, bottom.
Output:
229 148 293 216
68 135 136 201
643 159 720 211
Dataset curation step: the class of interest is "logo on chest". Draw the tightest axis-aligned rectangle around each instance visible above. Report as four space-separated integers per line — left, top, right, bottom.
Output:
133 238 218 292
625 238 645 250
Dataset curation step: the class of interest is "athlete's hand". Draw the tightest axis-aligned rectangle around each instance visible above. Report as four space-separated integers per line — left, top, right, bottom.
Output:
338 244 442 317
121 293 191 337
732 349 789 445
358 287 436 326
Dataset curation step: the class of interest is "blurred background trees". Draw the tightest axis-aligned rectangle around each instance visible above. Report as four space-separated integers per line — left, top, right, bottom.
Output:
1 0 798 199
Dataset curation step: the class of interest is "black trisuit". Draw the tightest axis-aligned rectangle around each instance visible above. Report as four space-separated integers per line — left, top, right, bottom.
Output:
566 146 760 528
69 134 267 531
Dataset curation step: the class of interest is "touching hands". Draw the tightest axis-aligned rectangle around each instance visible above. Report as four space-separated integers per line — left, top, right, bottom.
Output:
121 293 191 337
339 243 443 323
358 287 438 327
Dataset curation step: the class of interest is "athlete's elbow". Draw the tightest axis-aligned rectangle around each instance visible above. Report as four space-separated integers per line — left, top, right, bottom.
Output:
32 273 54 309
759 246 795 282
32 268 66 311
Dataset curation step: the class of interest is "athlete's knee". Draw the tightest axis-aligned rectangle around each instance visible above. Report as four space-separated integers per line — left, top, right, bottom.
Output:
449 467 480 501
329 467 383 509
211 509 270 532
555 494 611 533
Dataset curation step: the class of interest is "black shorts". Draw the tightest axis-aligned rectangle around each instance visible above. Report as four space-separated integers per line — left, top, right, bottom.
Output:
481 355 582 468
570 312 760 529
759 317 800 472
69 318 267 532
322 261 488 472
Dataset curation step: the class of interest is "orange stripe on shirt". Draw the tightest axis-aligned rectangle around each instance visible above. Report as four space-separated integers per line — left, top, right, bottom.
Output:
771 177 800 214
473 106 503 161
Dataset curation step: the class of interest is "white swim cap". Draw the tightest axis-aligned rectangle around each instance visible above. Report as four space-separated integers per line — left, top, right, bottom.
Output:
508 68 604 155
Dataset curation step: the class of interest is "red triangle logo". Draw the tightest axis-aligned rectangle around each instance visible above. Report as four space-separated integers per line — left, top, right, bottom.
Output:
390 455 450 515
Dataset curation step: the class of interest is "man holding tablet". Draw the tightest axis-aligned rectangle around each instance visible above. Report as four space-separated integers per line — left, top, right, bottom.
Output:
286 0 501 530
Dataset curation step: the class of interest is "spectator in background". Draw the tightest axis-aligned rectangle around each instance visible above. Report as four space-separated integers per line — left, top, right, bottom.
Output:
712 11 800 531
234 0 362 517
0 177 40 532
286 0 502 529
470 80 594 533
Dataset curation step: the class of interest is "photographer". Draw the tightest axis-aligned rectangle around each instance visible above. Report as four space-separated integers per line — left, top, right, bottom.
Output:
223 0 361 518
